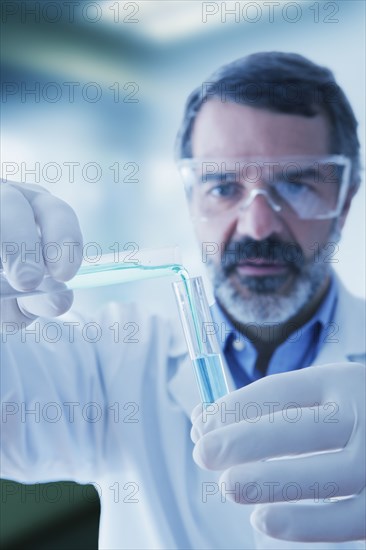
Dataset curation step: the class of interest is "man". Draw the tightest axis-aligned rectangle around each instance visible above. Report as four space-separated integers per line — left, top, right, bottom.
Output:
1 52 365 549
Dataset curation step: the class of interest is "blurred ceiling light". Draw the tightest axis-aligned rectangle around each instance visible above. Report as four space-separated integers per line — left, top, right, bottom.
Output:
101 1 223 42
99 1 315 42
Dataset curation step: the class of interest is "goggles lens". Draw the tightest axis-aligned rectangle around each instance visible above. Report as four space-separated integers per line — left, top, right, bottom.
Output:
177 156 351 220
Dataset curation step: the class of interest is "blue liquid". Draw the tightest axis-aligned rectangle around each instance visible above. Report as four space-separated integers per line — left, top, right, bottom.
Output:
1 263 186 300
174 271 230 403
193 354 229 403
1 257 230 402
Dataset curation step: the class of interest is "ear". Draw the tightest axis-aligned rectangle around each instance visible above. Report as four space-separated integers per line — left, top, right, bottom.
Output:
337 188 354 231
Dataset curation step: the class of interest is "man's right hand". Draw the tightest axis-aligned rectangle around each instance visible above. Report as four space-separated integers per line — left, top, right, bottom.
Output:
0 181 83 328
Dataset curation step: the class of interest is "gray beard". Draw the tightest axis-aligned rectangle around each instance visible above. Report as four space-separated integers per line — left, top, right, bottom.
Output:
207 228 341 325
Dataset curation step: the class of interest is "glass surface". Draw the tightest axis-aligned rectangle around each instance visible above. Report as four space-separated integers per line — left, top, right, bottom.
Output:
177 155 351 220
173 276 229 403
193 354 229 403
0 247 185 300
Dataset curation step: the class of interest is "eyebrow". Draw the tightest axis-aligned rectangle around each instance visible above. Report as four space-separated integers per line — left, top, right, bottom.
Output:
200 172 239 183
277 167 319 181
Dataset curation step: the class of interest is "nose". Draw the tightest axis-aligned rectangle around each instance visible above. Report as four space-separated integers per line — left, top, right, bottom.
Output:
234 190 284 240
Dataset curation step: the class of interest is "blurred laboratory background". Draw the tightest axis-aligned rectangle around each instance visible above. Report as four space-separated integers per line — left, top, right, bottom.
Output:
1 1 365 548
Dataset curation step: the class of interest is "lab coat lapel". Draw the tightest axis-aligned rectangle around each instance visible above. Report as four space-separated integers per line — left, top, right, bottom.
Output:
315 276 365 365
168 353 201 416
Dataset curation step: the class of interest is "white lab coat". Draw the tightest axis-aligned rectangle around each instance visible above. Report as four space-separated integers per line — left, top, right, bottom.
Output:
1 277 365 550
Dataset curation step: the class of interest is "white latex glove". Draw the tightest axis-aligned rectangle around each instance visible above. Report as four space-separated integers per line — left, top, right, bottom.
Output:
0 181 83 328
191 363 366 543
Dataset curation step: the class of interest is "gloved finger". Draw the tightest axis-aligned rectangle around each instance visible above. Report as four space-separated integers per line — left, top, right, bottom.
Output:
21 189 83 281
0 182 45 290
17 277 73 318
192 406 353 470
5 180 51 194
251 488 366 542
191 396 351 446
0 278 73 330
5 181 83 281
0 296 38 329
219 450 364 504
191 366 325 432
1 274 73 322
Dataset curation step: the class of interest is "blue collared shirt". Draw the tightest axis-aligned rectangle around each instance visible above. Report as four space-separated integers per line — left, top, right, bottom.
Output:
211 276 338 389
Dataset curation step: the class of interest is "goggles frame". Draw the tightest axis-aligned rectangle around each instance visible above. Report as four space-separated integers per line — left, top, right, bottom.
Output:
177 155 351 221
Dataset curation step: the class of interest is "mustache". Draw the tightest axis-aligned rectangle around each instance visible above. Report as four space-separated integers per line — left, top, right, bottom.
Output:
221 237 305 274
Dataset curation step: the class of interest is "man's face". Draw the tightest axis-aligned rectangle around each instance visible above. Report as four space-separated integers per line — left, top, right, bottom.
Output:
190 100 345 324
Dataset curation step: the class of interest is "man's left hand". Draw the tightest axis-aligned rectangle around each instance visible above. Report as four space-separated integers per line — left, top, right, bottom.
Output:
191 363 365 542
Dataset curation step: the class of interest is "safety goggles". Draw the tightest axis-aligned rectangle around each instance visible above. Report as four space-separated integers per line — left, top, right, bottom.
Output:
177 155 351 221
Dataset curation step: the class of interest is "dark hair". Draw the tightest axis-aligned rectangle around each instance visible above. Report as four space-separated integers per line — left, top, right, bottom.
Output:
175 52 361 194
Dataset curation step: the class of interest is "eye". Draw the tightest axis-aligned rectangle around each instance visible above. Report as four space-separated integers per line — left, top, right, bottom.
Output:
207 181 242 199
274 179 316 196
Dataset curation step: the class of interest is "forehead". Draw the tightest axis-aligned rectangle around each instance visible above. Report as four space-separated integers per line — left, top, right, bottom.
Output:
191 100 330 158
